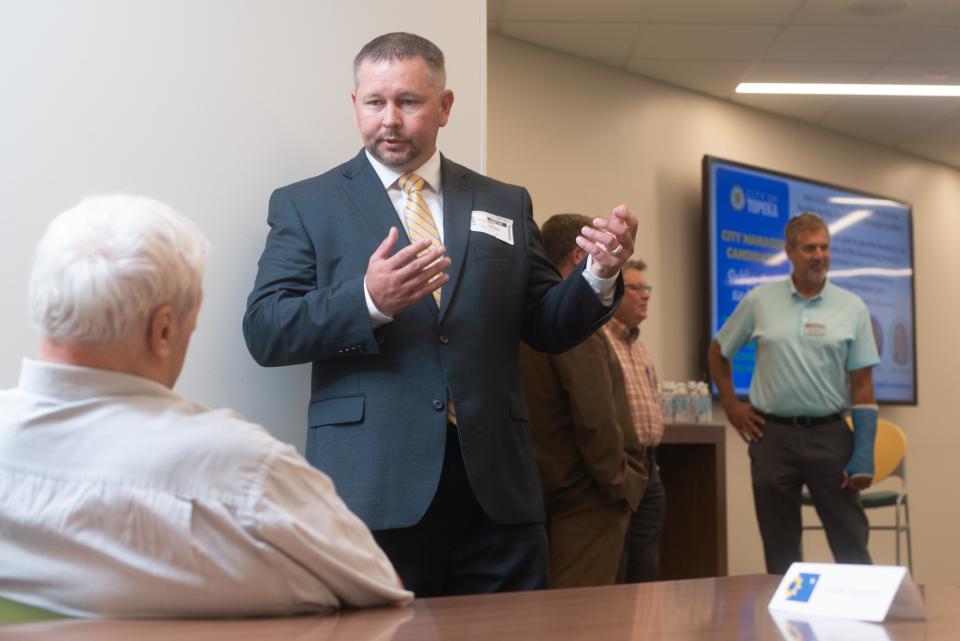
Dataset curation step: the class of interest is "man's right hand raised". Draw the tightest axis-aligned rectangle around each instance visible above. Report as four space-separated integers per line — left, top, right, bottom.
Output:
365 227 451 317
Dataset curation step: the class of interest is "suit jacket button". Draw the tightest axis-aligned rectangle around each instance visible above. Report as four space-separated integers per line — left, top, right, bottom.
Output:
439 334 449 345
432 399 445 411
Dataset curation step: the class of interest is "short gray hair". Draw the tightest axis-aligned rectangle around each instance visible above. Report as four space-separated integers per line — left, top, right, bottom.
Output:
785 212 829 248
30 194 210 344
353 32 446 89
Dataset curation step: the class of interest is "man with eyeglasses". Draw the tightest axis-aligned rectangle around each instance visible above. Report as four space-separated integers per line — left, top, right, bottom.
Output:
602 259 665 583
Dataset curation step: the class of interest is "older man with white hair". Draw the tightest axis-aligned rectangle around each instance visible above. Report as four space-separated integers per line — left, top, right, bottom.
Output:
0 195 410 618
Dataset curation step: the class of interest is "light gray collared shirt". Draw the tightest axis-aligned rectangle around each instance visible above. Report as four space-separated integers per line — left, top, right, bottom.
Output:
0 359 411 617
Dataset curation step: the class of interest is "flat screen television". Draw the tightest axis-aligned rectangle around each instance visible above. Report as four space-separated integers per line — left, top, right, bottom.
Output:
703 155 917 405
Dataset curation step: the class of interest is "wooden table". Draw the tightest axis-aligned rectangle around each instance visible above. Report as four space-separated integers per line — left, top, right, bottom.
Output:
658 422 728 579
1 574 949 641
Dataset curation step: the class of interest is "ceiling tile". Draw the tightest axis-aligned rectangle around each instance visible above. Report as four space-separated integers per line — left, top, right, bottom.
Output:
743 60 881 82
819 95 958 146
641 0 802 24
491 0 960 169
792 0 944 27
867 62 960 83
630 24 780 61
501 22 640 64
501 0 645 22
766 25 919 61
626 60 753 96
932 0 960 26
894 27 960 63
731 93 844 124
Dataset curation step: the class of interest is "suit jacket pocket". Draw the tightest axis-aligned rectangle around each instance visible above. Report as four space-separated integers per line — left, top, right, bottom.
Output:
472 236 515 260
308 393 365 427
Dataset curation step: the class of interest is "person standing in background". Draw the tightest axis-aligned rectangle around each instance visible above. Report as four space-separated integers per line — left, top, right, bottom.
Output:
520 213 647 588
603 258 666 583
707 212 879 574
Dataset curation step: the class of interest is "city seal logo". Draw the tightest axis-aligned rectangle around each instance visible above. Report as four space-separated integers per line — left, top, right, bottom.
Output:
784 573 820 603
730 185 746 211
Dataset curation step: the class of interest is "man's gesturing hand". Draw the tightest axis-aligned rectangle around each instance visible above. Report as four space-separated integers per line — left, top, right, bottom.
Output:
577 204 639 279
365 227 451 317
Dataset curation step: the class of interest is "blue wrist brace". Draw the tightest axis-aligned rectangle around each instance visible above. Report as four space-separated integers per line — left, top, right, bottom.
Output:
846 405 878 479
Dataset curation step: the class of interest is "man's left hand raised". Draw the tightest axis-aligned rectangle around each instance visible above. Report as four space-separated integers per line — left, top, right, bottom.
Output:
576 204 638 279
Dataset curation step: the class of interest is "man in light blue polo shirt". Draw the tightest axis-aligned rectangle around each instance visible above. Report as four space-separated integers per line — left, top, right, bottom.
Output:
707 212 880 574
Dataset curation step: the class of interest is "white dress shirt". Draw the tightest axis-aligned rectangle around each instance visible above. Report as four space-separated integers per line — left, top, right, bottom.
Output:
361 149 617 326
0 359 412 618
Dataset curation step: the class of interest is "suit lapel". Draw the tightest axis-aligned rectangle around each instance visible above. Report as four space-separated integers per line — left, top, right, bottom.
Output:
341 150 412 253
439 155 474 321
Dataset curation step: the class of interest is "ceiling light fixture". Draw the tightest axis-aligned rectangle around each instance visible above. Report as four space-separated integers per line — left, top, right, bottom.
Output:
736 83 960 97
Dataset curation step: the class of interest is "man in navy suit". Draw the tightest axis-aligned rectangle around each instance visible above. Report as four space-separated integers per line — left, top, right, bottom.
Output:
243 32 638 596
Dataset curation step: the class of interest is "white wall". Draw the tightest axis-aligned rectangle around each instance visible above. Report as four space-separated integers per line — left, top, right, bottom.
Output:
488 34 960 585
0 1 485 448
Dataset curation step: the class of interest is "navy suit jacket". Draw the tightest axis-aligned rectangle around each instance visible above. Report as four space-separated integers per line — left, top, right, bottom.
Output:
243 150 622 530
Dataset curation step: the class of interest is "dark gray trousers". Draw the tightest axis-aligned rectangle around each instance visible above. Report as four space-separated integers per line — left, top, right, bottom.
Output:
749 416 871 574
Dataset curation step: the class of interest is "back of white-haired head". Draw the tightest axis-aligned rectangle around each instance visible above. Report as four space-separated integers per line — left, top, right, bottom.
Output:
30 195 210 344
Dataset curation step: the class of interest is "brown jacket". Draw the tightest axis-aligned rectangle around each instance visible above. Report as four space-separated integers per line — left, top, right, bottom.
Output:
520 331 647 518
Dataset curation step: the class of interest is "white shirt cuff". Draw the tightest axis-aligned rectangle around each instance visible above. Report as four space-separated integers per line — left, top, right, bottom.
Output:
363 277 393 328
582 256 618 307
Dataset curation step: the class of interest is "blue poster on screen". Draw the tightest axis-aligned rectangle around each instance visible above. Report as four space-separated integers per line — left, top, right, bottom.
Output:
707 158 916 404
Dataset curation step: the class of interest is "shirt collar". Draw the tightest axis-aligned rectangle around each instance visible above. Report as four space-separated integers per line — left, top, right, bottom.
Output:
787 276 827 302
607 317 641 343
18 357 177 402
365 148 442 194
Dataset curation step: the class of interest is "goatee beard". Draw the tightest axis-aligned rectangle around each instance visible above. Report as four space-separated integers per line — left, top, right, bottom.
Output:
368 138 420 169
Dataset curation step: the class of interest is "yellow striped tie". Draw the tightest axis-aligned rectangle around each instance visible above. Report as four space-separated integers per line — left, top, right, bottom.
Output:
400 172 456 424
400 173 442 307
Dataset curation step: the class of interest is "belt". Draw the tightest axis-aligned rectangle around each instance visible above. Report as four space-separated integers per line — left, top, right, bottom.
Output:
757 412 845 427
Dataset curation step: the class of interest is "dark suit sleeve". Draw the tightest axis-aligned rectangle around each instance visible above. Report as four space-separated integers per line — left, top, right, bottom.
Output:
552 335 646 506
517 188 623 354
242 188 380 367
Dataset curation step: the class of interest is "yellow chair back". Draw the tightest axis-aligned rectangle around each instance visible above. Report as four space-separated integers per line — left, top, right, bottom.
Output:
845 416 907 483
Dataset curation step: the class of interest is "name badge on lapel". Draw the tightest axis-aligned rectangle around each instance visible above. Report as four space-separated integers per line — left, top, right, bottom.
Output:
471 210 514 245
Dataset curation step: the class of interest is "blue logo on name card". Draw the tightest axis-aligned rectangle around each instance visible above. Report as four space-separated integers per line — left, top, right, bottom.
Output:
785 573 820 602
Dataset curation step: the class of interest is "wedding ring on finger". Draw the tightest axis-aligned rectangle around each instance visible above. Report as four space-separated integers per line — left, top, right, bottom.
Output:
610 243 624 257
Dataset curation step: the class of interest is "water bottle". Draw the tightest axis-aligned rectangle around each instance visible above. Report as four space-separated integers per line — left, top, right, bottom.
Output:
698 382 714 424
693 382 704 423
673 382 690 424
687 380 700 423
660 382 674 423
